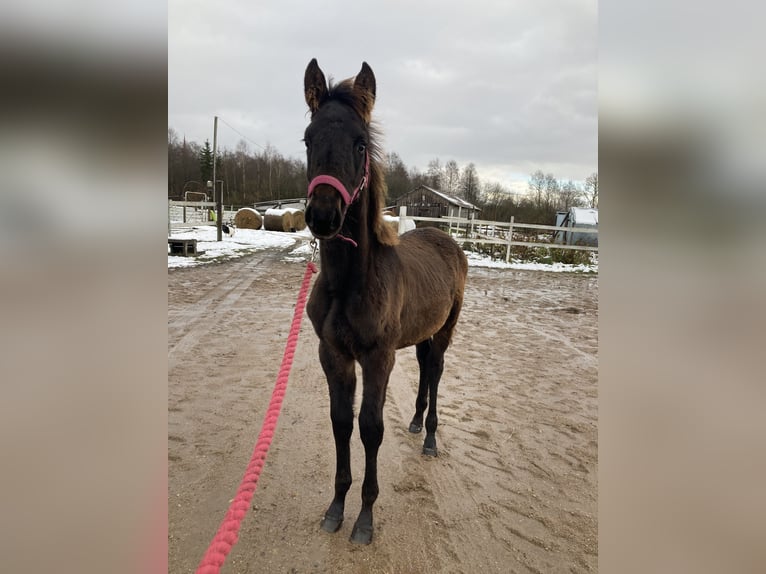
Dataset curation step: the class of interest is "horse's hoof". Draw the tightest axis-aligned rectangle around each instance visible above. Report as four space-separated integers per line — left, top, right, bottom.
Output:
422 446 438 457
320 513 343 533
350 524 373 545
409 422 423 434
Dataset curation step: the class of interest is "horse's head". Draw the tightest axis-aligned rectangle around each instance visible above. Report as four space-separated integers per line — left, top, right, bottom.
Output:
303 59 376 241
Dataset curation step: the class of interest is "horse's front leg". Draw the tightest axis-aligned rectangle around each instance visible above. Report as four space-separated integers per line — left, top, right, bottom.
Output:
318 341 356 534
351 349 395 544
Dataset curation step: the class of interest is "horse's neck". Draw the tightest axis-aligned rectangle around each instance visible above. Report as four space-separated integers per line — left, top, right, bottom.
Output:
320 202 376 292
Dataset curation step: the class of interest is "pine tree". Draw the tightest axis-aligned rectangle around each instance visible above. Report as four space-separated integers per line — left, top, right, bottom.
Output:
199 139 214 186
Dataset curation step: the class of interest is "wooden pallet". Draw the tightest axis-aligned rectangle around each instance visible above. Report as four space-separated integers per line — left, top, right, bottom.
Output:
168 238 199 256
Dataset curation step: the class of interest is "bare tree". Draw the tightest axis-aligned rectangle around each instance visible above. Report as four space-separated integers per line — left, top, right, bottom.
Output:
557 180 582 210
384 152 411 203
444 159 460 195
584 172 598 208
264 143 278 200
543 173 560 211
528 170 547 209
409 166 428 189
460 163 481 205
236 139 249 201
480 181 515 221
426 158 443 189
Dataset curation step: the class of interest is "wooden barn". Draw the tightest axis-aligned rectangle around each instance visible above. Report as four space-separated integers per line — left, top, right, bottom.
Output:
393 185 481 219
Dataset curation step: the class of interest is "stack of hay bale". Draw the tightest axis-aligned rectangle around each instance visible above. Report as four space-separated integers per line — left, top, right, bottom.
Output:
287 208 306 231
264 208 307 232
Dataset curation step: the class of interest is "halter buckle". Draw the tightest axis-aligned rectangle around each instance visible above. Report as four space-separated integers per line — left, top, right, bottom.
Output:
310 239 318 262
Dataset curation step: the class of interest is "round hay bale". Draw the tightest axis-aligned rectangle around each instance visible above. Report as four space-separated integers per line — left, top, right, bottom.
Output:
234 208 262 230
264 208 294 232
285 208 306 231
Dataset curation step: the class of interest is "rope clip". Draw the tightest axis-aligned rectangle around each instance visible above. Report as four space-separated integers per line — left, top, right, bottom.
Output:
310 238 318 263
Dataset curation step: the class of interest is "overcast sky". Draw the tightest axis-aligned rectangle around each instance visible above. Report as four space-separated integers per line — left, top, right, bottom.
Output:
169 0 597 194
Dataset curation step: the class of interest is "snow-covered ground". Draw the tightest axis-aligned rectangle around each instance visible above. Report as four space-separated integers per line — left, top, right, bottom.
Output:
167 226 311 268
463 250 597 273
168 226 598 273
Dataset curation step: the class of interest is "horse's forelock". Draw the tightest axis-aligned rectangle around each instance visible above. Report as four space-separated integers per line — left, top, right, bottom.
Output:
327 79 373 123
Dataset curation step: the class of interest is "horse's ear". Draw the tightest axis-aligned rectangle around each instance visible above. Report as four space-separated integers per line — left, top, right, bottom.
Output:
304 58 328 114
353 62 376 121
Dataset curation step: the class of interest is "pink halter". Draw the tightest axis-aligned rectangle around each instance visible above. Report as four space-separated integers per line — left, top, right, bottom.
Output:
307 152 370 206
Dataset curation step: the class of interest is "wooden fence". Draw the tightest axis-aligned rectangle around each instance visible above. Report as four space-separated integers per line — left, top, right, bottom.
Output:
395 206 598 263
168 201 237 234
168 201 598 264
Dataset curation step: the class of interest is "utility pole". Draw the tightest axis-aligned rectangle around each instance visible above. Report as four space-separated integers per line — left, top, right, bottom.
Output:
213 116 222 241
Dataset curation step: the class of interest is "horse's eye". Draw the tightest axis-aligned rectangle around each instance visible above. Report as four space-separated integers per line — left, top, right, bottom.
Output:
357 143 366 154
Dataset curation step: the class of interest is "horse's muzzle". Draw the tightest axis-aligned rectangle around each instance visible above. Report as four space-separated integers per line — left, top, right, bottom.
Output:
305 188 344 239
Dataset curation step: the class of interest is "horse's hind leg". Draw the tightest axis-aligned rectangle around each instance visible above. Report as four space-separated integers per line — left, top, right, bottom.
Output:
408 339 432 434
421 339 446 456
407 336 446 455
318 342 356 534
420 299 462 456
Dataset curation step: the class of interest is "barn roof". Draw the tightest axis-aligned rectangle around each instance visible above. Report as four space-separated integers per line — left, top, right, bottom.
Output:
410 185 481 210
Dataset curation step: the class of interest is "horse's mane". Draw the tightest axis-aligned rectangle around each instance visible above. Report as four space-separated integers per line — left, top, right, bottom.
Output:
326 78 399 247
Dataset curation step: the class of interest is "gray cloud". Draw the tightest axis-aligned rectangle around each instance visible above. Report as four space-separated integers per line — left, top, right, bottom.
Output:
169 0 597 188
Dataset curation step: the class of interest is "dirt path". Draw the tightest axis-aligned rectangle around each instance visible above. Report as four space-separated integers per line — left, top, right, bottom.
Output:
168 250 598 573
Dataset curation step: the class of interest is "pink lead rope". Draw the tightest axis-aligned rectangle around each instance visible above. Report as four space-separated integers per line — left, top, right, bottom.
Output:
195 260 318 574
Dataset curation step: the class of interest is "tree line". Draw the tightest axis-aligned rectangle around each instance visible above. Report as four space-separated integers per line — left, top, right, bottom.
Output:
481 170 598 224
168 128 307 206
168 127 597 224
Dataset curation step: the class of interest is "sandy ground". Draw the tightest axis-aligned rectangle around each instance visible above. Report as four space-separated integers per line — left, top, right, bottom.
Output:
168 247 598 573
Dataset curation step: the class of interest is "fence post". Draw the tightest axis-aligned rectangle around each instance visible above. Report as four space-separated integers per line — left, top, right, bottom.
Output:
506 215 514 263
398 205 407 235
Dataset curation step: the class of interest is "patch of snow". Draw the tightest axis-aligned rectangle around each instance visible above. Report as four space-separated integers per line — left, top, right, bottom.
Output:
168 226 305 268
265 207 304 216
290 242 313 256
463 250 598 273
571 207 598 226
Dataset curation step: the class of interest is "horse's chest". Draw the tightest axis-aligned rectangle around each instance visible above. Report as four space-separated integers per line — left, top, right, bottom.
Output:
322 297 389 355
